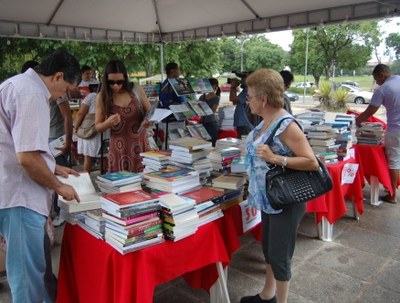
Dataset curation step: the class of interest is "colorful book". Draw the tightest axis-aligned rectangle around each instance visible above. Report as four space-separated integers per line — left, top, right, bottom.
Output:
182 187 225 204
97 171 142 186
100 190 159 210
102 211 159 226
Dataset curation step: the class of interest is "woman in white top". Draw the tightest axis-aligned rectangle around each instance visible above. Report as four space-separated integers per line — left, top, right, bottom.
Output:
74 92 103 172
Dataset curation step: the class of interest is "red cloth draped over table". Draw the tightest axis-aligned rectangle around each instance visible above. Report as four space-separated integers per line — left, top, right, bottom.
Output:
353 144 400 196
305 157 364 224
57 222 230 303
217 129 238 139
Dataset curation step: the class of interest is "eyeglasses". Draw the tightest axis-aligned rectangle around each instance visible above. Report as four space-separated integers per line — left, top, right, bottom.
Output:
246 94 262 101
107 80 124 86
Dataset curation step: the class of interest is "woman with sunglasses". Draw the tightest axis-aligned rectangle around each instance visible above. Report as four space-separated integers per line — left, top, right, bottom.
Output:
95 60 151 173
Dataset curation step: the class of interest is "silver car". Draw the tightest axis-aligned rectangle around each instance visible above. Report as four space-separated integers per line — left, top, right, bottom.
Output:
340 84 373 104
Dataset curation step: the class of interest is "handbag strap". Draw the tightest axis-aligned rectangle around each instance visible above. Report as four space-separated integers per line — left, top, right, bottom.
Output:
264 117 302 145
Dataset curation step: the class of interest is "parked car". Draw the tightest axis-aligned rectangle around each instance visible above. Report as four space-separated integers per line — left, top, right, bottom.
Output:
294 81 313 88
340 81 359 88
339 84 373 104
285 90 299 101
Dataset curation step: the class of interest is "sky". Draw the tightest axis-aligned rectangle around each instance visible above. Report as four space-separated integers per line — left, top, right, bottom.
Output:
264 16 400 61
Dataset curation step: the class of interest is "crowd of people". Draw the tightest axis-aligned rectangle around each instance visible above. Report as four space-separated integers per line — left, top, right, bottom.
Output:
0 45 399 303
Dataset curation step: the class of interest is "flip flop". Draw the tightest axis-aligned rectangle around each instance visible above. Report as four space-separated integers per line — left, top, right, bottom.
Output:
380 194 397 204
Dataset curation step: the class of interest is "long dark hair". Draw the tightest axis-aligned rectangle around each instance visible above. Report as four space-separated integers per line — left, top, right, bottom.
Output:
209 78 221 96
99 60 131 116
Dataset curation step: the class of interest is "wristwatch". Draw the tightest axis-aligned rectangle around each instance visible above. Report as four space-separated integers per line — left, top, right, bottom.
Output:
281 156 288 167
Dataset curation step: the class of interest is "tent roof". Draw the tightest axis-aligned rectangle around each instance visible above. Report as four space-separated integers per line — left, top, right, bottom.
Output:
0 0 398 43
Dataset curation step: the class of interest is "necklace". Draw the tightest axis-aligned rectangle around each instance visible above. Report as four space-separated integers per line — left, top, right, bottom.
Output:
257 110 281 139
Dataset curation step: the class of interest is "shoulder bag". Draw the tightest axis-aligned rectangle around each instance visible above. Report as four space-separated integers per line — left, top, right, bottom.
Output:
76 113 97 139
265 118 333 210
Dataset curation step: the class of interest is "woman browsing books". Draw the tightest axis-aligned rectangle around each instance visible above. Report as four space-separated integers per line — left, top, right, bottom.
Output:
95 60 151 173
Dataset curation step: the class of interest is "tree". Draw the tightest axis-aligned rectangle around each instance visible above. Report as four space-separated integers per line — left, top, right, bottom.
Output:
289 21 380 84
386 33 400 60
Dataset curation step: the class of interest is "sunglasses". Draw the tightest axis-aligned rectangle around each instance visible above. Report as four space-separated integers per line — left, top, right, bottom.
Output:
107 80 124 86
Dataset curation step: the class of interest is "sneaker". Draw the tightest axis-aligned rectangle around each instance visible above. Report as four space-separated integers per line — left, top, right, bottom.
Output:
52 215 65 227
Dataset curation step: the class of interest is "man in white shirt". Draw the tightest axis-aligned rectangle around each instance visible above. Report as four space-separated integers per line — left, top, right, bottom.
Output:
0 49 81 303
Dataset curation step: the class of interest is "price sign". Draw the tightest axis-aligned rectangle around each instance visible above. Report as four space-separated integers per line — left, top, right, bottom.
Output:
239 200 261 233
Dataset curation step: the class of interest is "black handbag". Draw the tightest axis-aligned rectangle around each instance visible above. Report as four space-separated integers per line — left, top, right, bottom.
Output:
264 118 333 210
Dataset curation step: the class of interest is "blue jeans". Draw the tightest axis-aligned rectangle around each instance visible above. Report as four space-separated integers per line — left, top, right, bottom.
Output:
0 207 53 303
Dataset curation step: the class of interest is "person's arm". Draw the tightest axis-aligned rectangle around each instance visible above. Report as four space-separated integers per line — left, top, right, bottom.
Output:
95 93 121 133
257 121 318 171
137 84 152 113
355 105 379 127
229 79 240 105
58 101 73 155
16 151 80 202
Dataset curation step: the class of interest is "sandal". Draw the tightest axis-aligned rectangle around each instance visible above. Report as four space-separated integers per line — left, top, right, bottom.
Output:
380 194 397 204
240 294 277 303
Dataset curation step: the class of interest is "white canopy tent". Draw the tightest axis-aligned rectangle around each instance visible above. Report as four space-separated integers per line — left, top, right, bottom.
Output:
0 0 399 44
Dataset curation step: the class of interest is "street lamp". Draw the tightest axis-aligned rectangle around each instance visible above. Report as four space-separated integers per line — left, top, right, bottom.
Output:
240 38 250 72
303 28 309 103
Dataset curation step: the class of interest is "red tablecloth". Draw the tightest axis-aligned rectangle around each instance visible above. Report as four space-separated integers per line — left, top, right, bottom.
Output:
57 221 230 303
218 129 238 139
305 157 364 224
353 144 397 195
56 205 261 303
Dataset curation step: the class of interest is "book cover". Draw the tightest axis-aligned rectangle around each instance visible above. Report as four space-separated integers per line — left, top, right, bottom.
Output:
102 211 159 226
101 190 159 209
187 78 213 93
182 187 225 204
140 150 171 161
168 78 195 96
49 135 66 157
97 171 142 186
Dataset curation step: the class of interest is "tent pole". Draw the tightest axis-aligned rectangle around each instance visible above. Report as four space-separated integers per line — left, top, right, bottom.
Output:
160 43 164 82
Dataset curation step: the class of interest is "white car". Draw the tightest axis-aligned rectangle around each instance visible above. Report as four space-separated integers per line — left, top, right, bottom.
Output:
340 84 373 104
294 82 313 88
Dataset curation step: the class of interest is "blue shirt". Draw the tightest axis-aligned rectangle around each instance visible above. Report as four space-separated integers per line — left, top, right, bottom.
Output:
159 78 185 108
233 87 254 129
244 114 296 214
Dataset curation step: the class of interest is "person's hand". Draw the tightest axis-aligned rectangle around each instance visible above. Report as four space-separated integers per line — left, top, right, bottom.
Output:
230 78 240 89
256 144 276 163
55 165 80 177
58 144 71 156
107 113 121 127
55 183 80 202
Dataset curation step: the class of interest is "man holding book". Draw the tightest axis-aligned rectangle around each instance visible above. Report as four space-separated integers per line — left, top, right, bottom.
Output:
159 62 185 109
0 49 81 303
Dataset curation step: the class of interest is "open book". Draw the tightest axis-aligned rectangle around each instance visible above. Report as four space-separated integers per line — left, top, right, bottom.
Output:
56 172 101 213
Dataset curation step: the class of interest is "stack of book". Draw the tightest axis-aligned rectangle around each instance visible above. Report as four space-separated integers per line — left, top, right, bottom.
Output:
334 114 357 160
101 190 164 254
356 122 385 145
218 106 235 130
143 164 201 194
96 171 143 194
207 146 241 172
182 187 225 226
140 150 171 173
230 156 246 173
159 193 199 241
295 110 325 125
306 125 339 163
77 209 106 240
215 137 245 155
170 146 213 185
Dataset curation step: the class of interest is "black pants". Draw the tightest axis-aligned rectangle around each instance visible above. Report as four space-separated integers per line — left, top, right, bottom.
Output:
261 204 305 281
